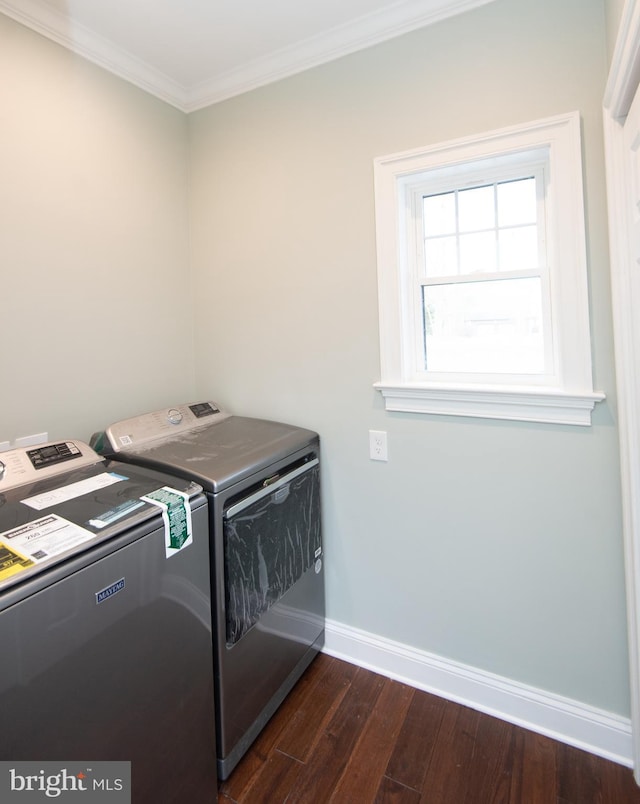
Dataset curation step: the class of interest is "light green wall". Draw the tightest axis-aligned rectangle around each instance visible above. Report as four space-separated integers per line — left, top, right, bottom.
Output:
189 0 628 714
1 0 628 719
0 14 196 444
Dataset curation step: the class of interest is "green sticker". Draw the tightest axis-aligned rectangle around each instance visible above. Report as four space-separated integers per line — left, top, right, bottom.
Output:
141 487 192 556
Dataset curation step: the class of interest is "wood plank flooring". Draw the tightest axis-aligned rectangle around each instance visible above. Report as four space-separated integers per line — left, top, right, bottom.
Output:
216 653 640 804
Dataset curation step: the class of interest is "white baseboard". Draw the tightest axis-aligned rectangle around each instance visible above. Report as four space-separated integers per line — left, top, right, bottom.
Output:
323 618 633 767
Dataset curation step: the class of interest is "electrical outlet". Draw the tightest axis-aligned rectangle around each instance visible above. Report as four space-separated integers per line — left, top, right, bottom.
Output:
369 430 388 461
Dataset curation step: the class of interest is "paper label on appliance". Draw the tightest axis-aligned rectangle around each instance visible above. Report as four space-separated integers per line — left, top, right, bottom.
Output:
140 487 192 558
0 514 95 572
21 472 128 511
89 499 145 529
0 542 34 581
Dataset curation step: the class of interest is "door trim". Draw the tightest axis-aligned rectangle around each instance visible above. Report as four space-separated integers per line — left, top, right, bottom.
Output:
604 0 640 782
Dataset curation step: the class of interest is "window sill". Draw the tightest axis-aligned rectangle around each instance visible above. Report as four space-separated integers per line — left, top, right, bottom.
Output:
374 382 606 426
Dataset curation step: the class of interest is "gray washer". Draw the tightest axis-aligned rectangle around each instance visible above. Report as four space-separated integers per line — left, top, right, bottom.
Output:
0 440 217 801
96 402 325 780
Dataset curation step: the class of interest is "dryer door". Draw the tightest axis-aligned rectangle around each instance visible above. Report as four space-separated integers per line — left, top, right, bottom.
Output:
223 456 321 645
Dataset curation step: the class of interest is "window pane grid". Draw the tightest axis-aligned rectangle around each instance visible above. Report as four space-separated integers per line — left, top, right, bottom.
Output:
421 177 537 280
419 175 545 375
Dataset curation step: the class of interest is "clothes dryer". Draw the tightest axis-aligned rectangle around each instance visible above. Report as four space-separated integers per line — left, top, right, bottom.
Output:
94 402 324 779
0 440 217 801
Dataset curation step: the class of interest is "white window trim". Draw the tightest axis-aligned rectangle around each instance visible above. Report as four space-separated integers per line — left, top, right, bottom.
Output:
373 111 604 425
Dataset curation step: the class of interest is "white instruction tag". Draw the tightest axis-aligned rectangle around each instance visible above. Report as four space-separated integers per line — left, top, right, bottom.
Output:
21 472 127 511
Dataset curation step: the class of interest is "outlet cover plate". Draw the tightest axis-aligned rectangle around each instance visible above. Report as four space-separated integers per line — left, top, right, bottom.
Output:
369 430 388 461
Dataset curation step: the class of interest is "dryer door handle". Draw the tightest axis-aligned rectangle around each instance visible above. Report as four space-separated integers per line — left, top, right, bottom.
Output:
224 458 319 519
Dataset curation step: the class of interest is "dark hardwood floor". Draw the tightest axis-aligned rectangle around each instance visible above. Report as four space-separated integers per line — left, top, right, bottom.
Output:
216 653 640 804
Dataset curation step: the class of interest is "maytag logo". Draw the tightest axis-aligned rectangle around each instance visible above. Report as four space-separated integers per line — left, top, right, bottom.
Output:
1 762 130 802
95 578 125 605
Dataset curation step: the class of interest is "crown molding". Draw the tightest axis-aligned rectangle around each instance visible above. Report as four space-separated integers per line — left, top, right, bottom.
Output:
184 0 497 111
0 0 496 113
0 0 187 108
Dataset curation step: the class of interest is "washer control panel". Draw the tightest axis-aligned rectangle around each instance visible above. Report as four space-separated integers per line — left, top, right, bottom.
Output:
103 401 231 451
27 441 82 470
0 441 102 492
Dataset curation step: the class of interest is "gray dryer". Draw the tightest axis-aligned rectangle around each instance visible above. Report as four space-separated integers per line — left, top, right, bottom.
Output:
94 402 325 779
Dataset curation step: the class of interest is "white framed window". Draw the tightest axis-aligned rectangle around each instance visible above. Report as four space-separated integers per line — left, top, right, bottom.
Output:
373 112 604 425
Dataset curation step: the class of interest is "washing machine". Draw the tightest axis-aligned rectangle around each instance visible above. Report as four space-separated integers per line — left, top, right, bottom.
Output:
93 402 324 779
0 439 217 801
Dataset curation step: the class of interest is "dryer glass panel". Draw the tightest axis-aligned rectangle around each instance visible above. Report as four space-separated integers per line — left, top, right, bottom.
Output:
223 458 321 646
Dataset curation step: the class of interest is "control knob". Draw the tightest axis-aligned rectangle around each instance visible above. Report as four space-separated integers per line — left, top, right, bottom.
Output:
167 408 183 425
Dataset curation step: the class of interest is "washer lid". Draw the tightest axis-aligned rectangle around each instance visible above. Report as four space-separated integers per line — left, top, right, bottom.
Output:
0 448 203 595
105 414 319 492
